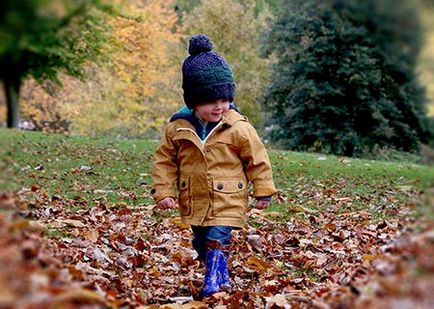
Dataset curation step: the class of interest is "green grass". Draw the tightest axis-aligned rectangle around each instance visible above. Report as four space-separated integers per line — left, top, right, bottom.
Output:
45 228 71 239
1 128 433 220
267 150 434 221
0 129 157 207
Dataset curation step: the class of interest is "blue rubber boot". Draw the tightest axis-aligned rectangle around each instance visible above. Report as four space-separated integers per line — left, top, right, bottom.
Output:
202 249 221 297
217 250 231 290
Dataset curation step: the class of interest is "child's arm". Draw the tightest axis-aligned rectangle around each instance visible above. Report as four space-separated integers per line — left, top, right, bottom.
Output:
239 125 277 205
151 127 178 207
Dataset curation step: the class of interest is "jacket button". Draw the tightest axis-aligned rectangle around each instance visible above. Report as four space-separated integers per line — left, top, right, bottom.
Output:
238 182 243 189
150 188 156 195
182 181 186 188
217 183 224 190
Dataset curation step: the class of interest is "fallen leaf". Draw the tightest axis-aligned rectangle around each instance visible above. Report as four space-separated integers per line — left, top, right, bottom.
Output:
247 234 263 251
264 294 291 309
83 229 99 242
246 256 273 271
50 288 107 305
28 220 47 233
263 211 281 218
59 219 86 227
170 217 191 229
79 165 93 171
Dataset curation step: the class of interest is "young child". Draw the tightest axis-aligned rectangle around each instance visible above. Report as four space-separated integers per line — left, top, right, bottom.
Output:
151 34 276 297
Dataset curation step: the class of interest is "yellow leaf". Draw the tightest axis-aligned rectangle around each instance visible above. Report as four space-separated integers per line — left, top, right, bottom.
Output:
363 254 377 262
246 255 273 271
170 217 191 229
49 288 106 306
263 211 280 218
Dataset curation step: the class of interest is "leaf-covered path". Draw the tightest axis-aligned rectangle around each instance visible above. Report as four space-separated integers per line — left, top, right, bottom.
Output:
1 186 433 308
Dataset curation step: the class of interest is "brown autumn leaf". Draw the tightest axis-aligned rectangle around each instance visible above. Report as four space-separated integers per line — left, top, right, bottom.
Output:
83 229 99 242
49 288 107 306
58 219 86 227
1 174 433 308
0 277 15 305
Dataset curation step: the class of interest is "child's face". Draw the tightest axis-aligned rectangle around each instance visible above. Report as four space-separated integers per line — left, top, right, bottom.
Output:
195 99 230 123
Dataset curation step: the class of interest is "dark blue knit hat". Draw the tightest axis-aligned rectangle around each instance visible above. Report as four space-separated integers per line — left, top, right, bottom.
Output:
182 34 235 109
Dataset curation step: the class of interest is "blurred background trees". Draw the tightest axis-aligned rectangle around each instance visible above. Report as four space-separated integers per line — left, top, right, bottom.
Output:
0 0 111 128
1 0 433 159
418 0 434 147
182 0 271 125
67 0 181 138
262 0 430 156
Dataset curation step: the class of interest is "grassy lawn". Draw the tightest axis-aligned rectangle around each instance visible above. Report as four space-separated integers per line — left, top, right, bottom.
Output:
0 129 434 211
0 129 157 207
1 128 433 220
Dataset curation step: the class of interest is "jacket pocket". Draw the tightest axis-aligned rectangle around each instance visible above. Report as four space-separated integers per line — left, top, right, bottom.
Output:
178 176 192 217
212 178 248 218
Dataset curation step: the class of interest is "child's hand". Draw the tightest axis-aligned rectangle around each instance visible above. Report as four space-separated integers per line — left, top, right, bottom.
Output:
157 197 176 210
255 200 270 210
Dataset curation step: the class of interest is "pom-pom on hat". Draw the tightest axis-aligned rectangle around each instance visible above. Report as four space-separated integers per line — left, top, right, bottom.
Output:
182 34 235 109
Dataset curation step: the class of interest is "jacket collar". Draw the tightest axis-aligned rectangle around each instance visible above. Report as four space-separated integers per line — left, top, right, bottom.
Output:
222 108 247 127
170 102 240 123
172 108 246 128
169 103 245 139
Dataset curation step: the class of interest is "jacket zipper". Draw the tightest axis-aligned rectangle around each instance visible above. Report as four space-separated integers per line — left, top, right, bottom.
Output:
176 120 223 147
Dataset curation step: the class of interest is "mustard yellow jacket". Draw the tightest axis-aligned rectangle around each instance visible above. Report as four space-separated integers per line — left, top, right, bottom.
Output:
151 109 276 228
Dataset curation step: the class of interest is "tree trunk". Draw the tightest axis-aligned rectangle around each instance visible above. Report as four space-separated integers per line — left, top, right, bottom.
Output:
4 77 21 128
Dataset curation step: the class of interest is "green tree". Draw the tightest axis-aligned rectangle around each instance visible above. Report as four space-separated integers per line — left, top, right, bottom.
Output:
183 0 271 126
254 0 280 16
174 0 201 21
263 0 430 156
0 0 111 128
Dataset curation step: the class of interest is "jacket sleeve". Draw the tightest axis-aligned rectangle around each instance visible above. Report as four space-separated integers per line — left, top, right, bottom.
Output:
239 123 277 198
151 126 178 202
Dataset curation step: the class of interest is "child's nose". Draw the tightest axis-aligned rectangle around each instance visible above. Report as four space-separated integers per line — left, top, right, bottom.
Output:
216 102 226 109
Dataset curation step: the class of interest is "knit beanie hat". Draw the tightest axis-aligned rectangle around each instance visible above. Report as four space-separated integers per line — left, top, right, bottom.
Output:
182 34 236 109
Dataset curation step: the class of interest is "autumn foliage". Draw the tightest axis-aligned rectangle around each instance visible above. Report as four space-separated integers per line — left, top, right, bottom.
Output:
21 78 71 133
3 0 433 147
1 181 434 307
16 0 182 138
91 0 181 137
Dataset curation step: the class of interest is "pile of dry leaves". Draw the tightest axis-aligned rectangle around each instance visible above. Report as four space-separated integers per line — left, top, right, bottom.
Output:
0 188 433 308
